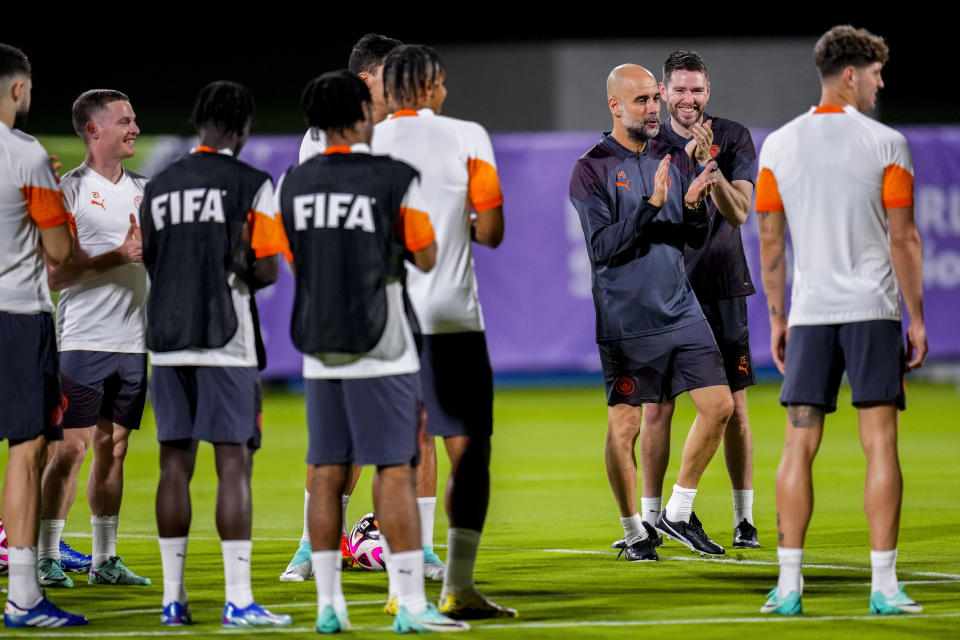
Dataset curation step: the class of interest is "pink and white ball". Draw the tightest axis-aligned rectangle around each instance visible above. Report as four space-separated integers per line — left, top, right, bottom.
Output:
0 517 8 575
348 513 385 571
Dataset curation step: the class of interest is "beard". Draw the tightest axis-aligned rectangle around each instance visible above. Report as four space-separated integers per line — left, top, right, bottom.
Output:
626 119 658 145
13 106 29 131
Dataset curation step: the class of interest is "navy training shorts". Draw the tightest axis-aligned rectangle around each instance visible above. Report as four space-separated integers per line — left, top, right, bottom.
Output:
0 311 63 443
150 365 261 446
59 351 147 430
599 320 728 406
780 320 906 413
305 373 420 467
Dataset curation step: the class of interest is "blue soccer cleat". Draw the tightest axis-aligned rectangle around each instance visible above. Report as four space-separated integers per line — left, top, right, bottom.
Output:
279 540 312 582
59 540 92 573
161 601 192 626
394 602 470 633
316 604 350 633
4 595 88 628
761 588 802 615
870 584 923 614
222 601 292 627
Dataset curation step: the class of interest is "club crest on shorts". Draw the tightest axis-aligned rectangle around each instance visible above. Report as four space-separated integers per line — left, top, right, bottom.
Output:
614 376 636 395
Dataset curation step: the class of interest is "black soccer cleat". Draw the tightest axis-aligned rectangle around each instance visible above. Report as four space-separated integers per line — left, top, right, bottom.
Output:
616 534 659 562
655 511 725 557
733 519 760 549
612 522 663 550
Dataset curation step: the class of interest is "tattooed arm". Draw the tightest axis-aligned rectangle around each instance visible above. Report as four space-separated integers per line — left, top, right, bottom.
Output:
758 208 788 374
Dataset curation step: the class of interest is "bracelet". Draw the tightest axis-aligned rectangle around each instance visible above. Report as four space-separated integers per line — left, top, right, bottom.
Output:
684 199 703 211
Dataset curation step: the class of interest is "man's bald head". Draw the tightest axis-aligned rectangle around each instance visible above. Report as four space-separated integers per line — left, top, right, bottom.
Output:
607 64 661 149
607 64 657 101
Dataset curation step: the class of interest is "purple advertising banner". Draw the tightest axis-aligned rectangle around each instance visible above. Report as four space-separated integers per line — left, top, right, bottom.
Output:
150 128 960 379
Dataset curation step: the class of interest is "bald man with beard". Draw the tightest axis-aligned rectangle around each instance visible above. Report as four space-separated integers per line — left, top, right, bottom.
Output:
569 64 733 562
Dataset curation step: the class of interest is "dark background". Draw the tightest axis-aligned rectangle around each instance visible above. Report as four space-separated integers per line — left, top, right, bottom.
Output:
4 12 951 135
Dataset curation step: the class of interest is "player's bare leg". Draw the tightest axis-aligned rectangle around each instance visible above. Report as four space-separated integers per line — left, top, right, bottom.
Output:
155 439 196 618
38 427 92 584
88 418 129 516
40 427 91 520
213 444 252 540
858 405 902 550
767 404 824 604
84 418 148 585
724 391 753 491
605 404 643 518
309 465 350 551
156 440 198 538
640 400 672 500
657 385 732 556
858 403 915 610
3 435 84 620
3 435 47 549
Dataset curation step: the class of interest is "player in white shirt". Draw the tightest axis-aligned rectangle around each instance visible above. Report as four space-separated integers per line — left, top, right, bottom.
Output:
756 26 927 616
374 44 514 621
37 89 151 590
0 41 87 629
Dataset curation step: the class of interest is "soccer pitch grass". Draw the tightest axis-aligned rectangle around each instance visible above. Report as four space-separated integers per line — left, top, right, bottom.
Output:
2 381 959 638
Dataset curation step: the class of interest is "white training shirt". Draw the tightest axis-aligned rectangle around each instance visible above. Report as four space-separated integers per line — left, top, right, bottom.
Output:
56 163 148 353
299 127 328 164
372 108 503 334
289 143 433 379
149 148 278 367
0 121 68 314
755 104 914 326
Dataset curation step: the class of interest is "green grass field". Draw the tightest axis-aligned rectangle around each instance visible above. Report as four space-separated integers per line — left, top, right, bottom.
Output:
2 381 959 638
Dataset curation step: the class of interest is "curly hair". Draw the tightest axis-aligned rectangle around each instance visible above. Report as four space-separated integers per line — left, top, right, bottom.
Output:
814 25 889 78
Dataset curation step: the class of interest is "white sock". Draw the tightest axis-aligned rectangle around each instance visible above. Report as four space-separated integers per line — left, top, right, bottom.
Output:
777 547 803 598
871 548 899 598
391 549 427 614
417 497 437 549
158 536 188 606
311 550 346 616
732 489 754 526
8 546 43 608
221 540 254 608
620 513 646 544
665 484 697 523
91 514 118 567
443 527 480 595
341 494 351 536
37 518 64 561
301 489 311 543
640 497 661 527
382 536 397 600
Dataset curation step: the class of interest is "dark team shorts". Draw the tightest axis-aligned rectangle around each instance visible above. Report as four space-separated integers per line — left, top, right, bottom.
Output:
0 311 63 444
305 373 420 467
599 320 728 406
59 351 147 430
418 332 493 438
700 296 757 392
150 365 261 447
780 320 906 413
